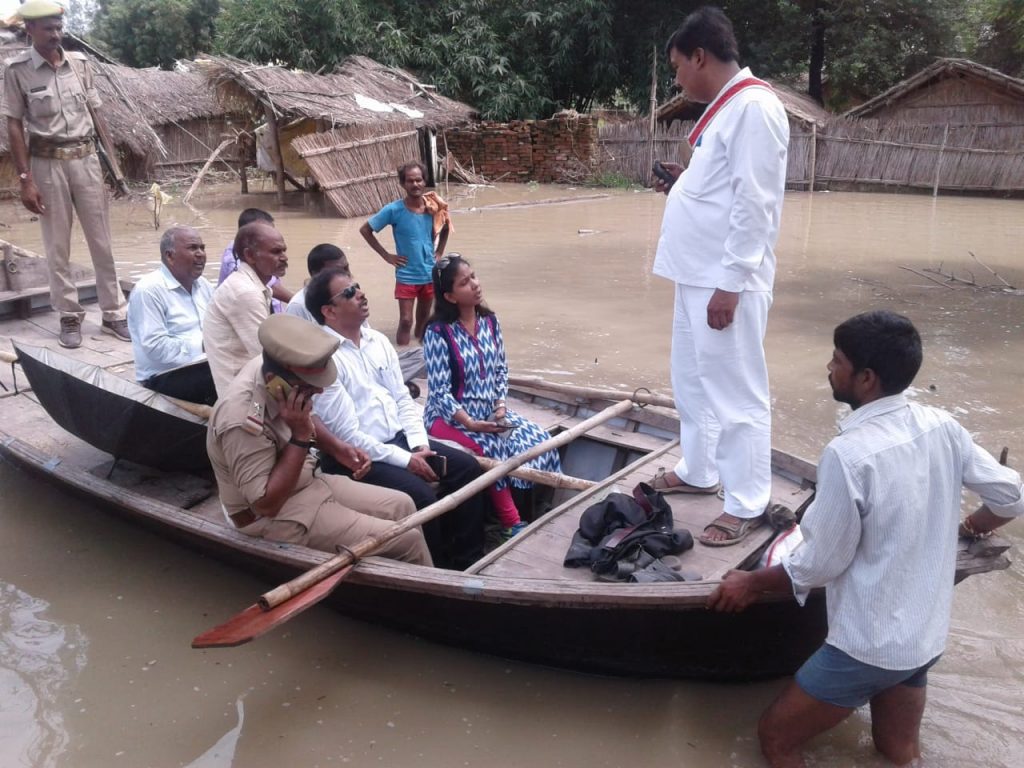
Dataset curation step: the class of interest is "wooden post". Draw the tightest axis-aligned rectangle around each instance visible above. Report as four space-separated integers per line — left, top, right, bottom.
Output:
264 104 286 204
239 160 248 194
932 123 949 198
648 43 658 177
808 123 817 193
1 243 12 292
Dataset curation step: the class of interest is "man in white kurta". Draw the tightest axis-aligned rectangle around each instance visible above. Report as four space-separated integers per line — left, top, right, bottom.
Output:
652 7 788 544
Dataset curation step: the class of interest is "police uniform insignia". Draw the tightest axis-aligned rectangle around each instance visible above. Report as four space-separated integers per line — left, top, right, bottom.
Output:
242 400 264 435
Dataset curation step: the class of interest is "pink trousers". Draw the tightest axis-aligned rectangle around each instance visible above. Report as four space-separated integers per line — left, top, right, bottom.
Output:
427 418 520 526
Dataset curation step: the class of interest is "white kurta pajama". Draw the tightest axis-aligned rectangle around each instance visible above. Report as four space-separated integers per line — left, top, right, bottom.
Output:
653 68 789 519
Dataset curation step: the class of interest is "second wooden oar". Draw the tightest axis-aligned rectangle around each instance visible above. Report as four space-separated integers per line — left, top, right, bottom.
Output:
191 398 634 649
473 455 595 491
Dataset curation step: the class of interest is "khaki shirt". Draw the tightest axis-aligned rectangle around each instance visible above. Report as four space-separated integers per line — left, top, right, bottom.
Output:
207 357 325 530
203 261 272 397
3 47 101 141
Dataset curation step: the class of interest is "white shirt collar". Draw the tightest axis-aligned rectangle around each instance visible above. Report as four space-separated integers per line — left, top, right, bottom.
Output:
838 393 909 433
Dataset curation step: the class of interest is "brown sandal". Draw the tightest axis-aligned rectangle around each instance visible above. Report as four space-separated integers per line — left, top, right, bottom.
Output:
698 514 763 547
650 468 721 495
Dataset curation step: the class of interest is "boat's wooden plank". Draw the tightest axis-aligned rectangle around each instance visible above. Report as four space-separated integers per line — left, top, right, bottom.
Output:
467 438 683 574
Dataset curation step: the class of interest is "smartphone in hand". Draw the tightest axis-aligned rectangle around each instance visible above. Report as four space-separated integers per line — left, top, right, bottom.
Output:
266 375 293 400
425 454 447 478
653 160 676 188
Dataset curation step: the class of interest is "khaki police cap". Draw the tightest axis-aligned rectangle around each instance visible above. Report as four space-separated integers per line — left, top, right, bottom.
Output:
18 0 66 20
258 314 339 389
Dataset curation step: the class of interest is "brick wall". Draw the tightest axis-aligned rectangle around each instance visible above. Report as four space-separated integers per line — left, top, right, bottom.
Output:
443 113 597 183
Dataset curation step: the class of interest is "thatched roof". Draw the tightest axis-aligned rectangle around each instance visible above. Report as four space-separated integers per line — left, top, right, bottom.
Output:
657 80 831 127
845 58 1024 119
197 54 477 129
0 39 163 159
103 64 238 126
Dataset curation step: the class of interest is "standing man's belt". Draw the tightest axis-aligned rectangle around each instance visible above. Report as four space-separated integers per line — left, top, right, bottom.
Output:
29 138 96 160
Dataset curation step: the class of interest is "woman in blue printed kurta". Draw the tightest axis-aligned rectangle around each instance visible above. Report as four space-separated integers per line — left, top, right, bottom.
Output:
422 256 561 538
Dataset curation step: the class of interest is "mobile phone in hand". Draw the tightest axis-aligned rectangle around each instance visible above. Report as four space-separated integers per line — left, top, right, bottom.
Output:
653 160 676 188
425 454 447 478
266 375 293 400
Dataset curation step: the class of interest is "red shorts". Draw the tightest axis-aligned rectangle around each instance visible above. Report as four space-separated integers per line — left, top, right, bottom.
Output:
395 281 435 301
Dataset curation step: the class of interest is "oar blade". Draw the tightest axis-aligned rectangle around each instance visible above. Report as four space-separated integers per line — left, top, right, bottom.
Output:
192 566 353 649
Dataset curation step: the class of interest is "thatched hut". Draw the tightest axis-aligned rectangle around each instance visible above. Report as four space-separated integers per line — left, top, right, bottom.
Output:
197 54 477 214
844 58 1024 150
656 80 830 130
0 29 164 191
108 63 250 181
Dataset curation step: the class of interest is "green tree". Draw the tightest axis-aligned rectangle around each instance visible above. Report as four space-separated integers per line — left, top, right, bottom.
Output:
91 0 218 68
975 0 1024 75
215 0 370 71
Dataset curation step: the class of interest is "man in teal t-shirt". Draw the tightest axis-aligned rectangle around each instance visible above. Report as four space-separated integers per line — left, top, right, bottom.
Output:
360 161 449 346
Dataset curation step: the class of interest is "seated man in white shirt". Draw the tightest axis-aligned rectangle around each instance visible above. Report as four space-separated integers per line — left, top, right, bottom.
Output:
127 226 216 404
285 243 349 323
286 243 426 389
708 310 1024 768
203 221 288 397
305 267 486 570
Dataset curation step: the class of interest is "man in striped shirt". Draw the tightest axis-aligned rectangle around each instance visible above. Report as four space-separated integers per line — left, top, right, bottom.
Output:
709 310 1024 767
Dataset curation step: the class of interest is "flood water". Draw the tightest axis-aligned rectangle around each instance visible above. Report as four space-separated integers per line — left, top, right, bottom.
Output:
1 182 1023 767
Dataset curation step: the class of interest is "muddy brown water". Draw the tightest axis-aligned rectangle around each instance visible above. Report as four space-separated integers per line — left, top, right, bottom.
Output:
1 184 1022 767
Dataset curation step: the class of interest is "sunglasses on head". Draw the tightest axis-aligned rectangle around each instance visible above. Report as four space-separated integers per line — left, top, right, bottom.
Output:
433 252 463 274
329 283 361 303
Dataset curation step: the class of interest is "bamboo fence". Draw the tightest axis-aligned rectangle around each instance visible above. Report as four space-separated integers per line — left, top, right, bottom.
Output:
291 122 419 218
596 120 692 183
599 116 1024 194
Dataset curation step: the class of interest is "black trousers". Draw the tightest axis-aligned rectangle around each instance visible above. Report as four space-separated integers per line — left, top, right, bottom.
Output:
145 359 218 406
321 433 487 570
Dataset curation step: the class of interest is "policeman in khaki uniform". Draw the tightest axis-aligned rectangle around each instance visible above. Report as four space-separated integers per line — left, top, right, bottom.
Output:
3 0 129 349
207 314 432 564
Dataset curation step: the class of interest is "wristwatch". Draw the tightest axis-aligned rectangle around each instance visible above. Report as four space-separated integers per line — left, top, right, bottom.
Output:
288 436 314 450
17 172 30 182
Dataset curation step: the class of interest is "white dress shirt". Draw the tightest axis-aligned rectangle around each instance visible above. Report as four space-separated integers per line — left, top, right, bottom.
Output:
284 286 315 323
783 394 1024 669
653 67 789 294
202 261 272 396
127 264 213 382
314 326 427 467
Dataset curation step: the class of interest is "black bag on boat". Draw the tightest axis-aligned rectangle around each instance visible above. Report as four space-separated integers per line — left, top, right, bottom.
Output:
563 482 693 577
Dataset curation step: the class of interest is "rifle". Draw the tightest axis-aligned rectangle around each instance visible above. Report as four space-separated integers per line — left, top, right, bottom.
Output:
89 103 130 198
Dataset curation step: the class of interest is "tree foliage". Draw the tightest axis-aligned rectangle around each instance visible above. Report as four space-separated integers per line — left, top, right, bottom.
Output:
91 0 217 69
215 0 368 71
89 0 1023 114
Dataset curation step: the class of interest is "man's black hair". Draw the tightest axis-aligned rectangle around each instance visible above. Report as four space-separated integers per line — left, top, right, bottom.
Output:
833 310 923 395
234 221 271 265
665 6 739 63
237 208 274 229
307 243 349 278
397 161 427 184
304 267 351 326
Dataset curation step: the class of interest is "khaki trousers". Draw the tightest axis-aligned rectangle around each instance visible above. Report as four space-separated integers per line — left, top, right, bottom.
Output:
253 475 433 566
30 153 127 321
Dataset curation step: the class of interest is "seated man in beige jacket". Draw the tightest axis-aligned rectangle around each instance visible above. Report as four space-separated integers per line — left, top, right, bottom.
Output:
206 314 431 564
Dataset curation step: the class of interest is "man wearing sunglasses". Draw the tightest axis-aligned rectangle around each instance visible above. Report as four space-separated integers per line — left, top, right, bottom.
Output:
304 268 487 571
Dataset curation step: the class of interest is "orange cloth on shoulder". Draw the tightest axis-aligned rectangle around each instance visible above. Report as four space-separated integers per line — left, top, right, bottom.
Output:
422 191 454 239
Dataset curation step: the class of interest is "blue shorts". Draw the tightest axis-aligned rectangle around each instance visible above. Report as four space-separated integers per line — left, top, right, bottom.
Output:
795 644 941 709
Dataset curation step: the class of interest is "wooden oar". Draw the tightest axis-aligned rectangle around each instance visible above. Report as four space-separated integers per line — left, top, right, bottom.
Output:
191 398 635 649
473 455 595 491
509 375 676 409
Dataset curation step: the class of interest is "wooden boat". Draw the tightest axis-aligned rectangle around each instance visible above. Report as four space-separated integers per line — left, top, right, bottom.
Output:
0 307 1011 680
